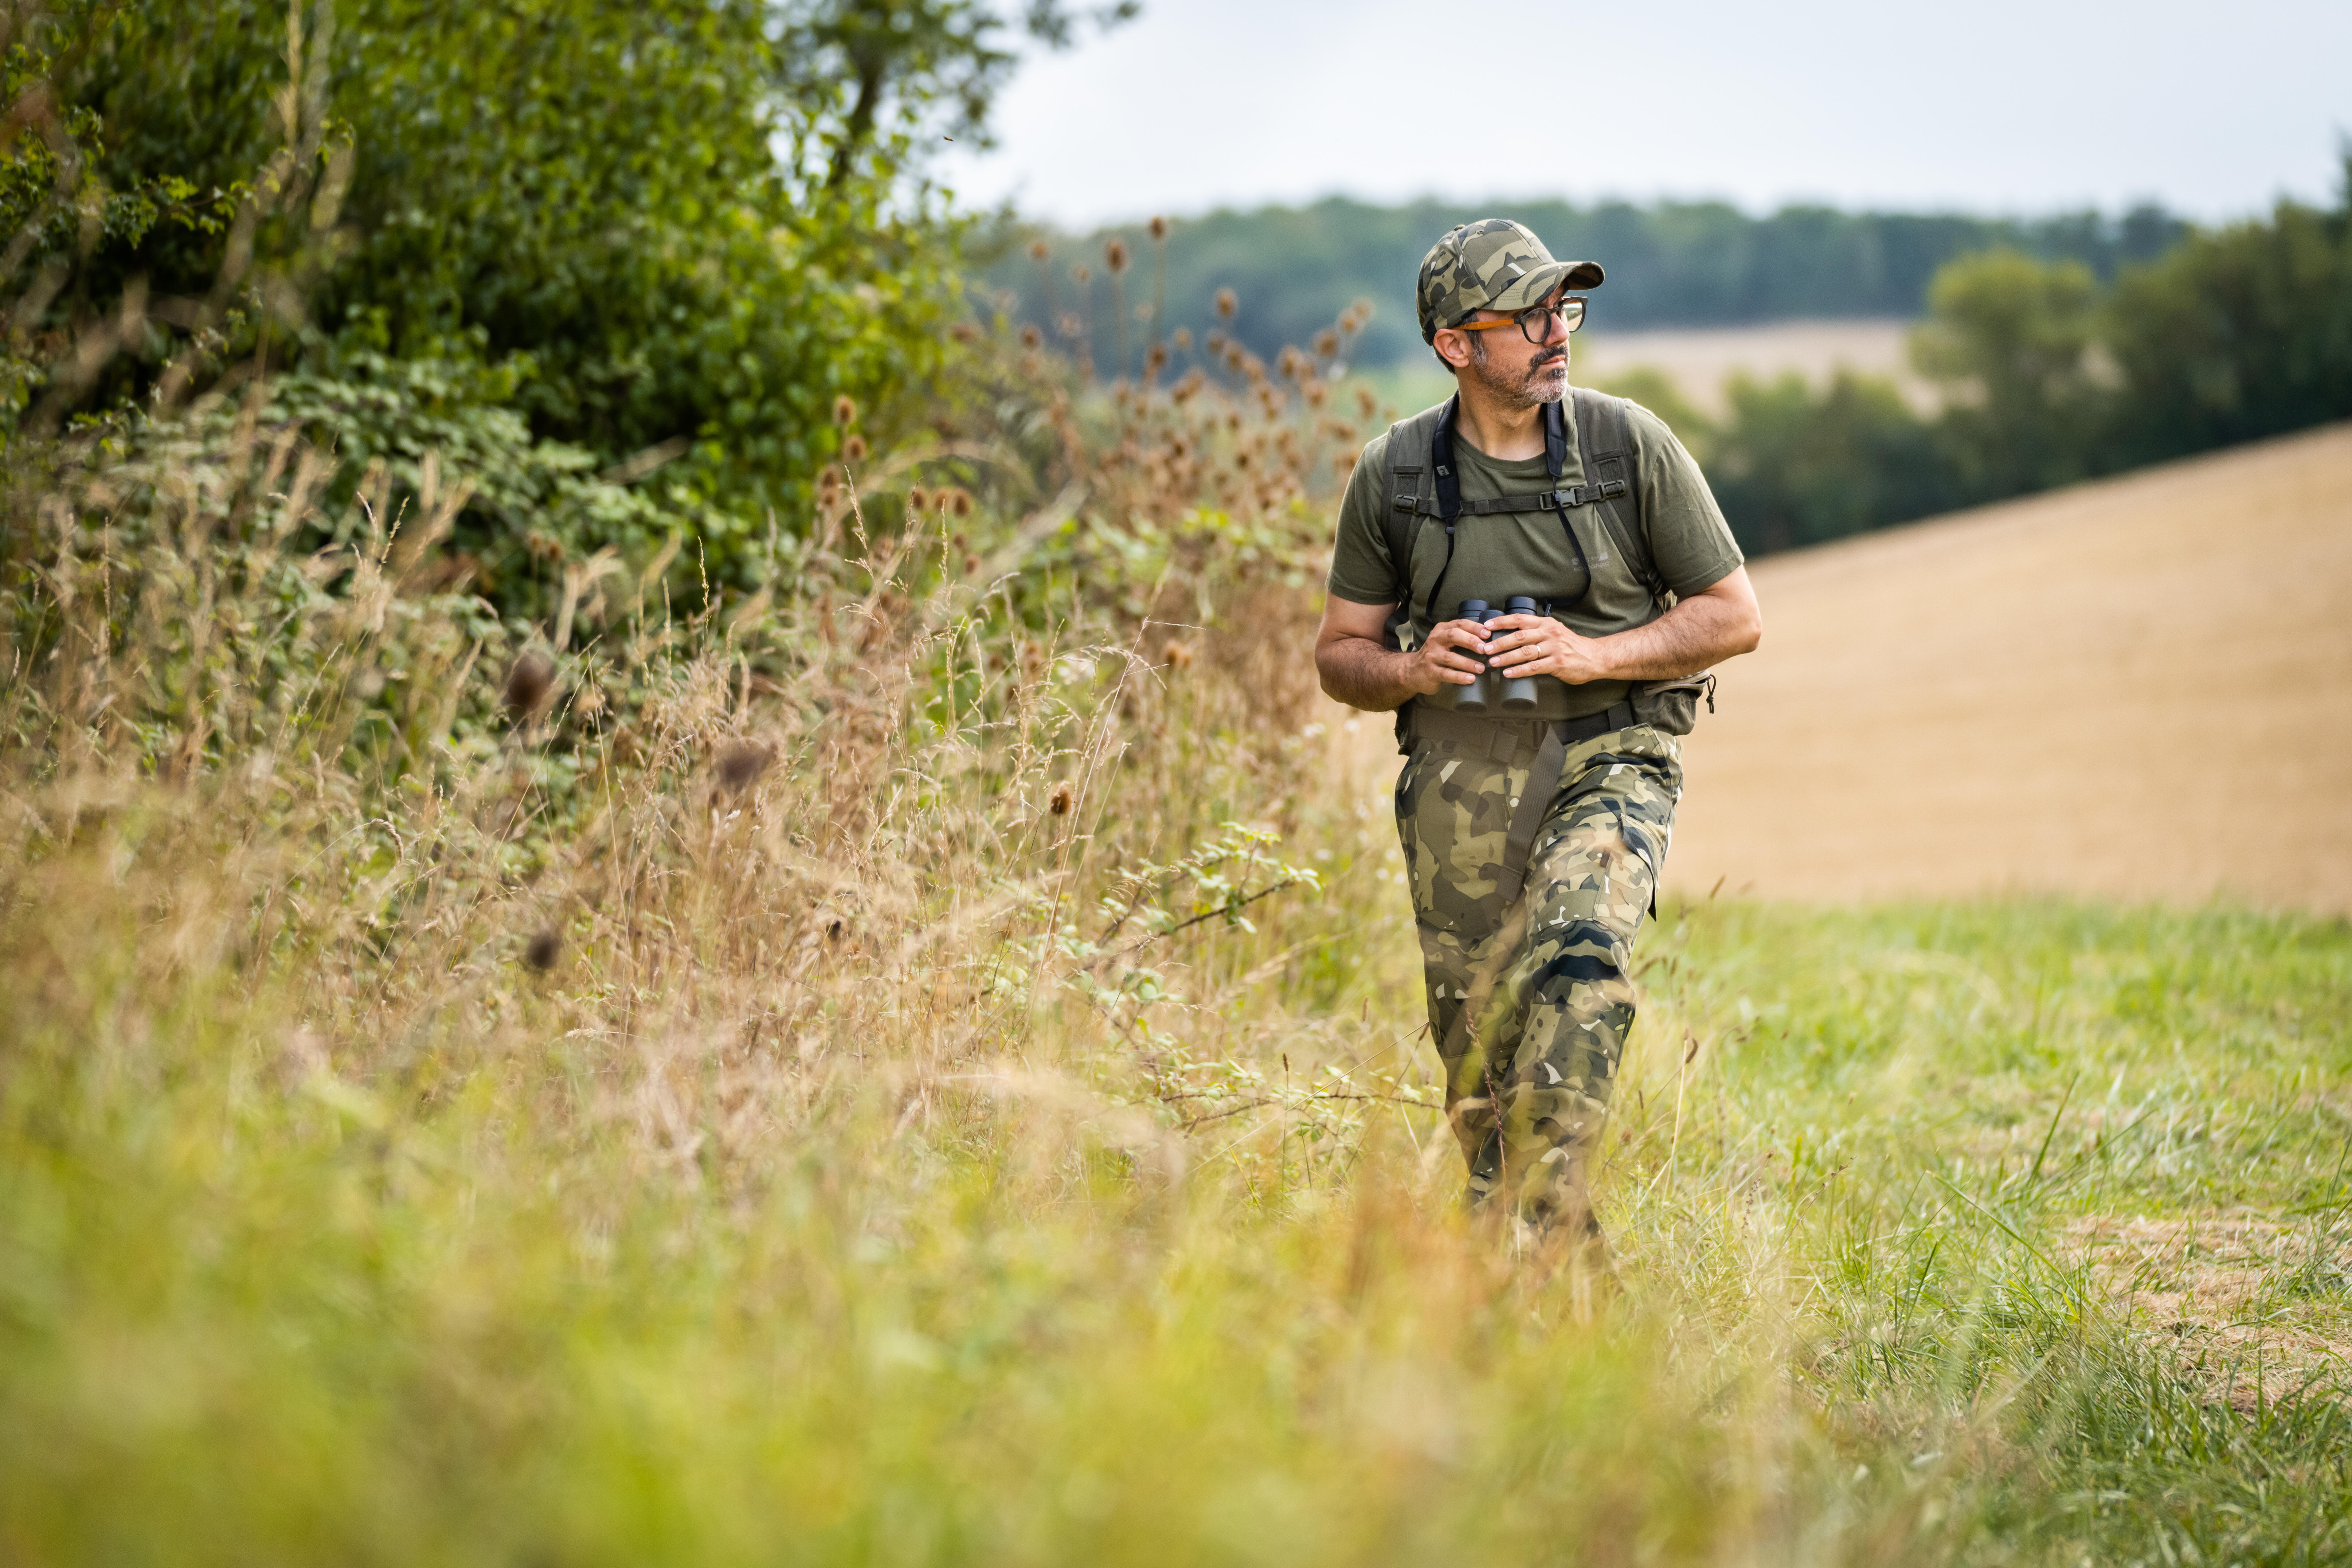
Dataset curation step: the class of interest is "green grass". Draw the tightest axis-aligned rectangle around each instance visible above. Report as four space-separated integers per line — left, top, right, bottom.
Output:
6 869 2347 1563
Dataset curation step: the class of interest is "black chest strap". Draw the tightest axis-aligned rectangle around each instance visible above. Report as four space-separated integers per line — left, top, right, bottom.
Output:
1420 399 1600 629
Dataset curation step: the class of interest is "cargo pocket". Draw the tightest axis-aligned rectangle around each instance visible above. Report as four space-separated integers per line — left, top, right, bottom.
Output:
1395 742 1519 941
1632 671 1716 737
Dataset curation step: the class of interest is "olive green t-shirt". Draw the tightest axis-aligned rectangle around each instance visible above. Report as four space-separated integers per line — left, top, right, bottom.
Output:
1325 394 1743 720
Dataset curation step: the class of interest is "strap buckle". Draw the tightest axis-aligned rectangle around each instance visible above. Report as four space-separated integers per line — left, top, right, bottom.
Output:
1393 464 1422 514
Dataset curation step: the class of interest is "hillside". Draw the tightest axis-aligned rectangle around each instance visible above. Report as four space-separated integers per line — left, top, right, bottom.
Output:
1666 422 2352 911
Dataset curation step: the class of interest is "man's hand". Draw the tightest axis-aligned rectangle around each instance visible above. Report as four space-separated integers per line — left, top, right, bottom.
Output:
1315 596 1477 711
1481 614 1610 685
1407 616 1493 695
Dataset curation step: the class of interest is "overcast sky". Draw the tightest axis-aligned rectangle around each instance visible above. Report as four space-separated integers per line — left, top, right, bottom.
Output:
940 0 2352 227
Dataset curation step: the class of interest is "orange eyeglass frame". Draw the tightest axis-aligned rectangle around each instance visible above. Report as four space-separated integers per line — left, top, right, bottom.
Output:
1450 296 1588 340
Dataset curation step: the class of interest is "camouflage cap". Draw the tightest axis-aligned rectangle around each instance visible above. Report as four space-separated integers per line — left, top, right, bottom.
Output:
1417 220 1605 343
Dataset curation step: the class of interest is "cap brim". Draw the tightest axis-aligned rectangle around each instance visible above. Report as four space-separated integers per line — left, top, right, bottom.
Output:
1482 258 1605 313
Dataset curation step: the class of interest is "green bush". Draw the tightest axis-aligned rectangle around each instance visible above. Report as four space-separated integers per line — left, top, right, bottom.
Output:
5 0 1132 598
1702 370 1952 556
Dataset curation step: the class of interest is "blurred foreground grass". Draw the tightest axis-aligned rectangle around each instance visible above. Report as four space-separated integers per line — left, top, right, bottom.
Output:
6 863 2348 1562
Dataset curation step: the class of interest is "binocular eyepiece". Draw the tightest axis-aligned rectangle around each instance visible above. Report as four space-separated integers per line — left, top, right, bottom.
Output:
1455 596 1542 715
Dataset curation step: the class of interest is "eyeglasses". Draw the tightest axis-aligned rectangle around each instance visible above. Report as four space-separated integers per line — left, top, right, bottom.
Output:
1451 295 1587 345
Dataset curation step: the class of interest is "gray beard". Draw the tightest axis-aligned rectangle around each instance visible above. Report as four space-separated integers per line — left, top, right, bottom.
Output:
1467 335 1570 409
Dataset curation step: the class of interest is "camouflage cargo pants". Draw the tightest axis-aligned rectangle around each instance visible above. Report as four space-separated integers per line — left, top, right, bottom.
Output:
1394 720 1683 1234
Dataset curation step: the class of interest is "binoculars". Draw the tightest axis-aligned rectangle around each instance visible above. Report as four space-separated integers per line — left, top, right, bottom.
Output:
1455 597 1542 714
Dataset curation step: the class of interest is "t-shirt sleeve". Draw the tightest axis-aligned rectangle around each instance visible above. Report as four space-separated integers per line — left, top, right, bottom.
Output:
1626 402 1745 597
1323 430 1402 606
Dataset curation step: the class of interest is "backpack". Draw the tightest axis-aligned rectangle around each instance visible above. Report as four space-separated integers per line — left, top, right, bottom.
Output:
1377 385 1666 653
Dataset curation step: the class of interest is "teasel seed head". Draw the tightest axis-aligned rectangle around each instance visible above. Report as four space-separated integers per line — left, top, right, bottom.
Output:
1104 237 1129 273
843 433 867 463
833 394 857 427
522 928 562 972
1049 781 1074 815
503 651 555 719
1214 287 1237 319
1020 323 1043 349
715 739 773 793
1028 239 1050 262
1148 215 1168 241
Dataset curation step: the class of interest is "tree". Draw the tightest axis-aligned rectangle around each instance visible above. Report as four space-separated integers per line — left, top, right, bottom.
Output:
2103 160 2352 465
1704 370 1954 555
1909 248 2107 499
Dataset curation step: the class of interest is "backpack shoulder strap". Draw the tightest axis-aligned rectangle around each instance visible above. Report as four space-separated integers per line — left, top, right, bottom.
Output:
1379 396 1456 647
1570 386 1665 602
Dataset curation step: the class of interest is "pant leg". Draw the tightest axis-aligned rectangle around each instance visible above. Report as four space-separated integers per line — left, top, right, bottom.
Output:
1395 723 1684 1226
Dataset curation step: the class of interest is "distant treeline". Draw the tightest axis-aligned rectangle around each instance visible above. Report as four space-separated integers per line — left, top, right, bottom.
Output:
1632 160 2352 556
981 195 2188 372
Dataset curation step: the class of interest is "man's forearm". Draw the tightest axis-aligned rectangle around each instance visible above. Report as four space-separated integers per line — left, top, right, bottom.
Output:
1589 591 1757 683
1316 636 1423 712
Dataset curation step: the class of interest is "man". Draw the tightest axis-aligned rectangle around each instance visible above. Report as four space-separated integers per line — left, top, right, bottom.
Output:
1315 219 1762 1250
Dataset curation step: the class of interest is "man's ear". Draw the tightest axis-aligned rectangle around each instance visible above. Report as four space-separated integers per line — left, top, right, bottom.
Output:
1432 328 1472 372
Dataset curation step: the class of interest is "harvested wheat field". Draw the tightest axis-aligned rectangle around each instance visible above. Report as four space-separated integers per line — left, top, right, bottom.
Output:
1575 316 1924 414
1667 421 2352 912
